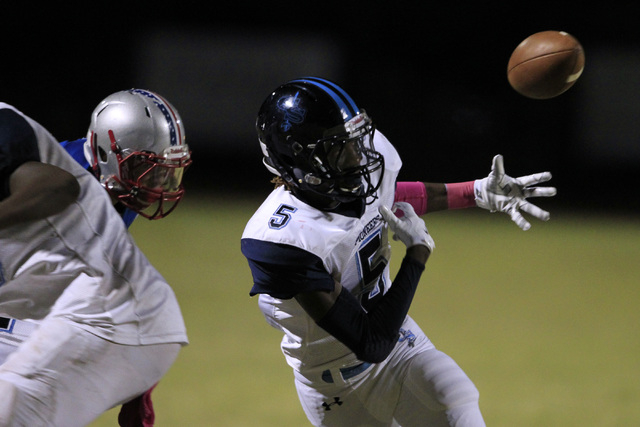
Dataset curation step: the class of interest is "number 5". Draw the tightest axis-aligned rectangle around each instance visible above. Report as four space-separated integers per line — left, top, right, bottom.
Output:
269 204 297 229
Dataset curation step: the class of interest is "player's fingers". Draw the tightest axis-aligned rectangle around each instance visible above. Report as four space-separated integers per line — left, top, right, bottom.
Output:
523 186 557 198
393 201 417 218
379 205 397 224
519 201 551 221
509 207 531 231
516 171 552 187
491 154 505 177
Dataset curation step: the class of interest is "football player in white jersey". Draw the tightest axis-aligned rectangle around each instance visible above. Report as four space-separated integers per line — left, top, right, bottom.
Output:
241 77 556 426
0 89 191 426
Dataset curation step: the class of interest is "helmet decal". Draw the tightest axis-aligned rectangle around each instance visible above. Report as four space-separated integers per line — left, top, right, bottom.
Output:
130 89 181 146
276 92 306 132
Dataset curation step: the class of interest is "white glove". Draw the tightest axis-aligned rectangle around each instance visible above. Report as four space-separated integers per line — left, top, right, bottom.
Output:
379 202 435 253
475 154 557 231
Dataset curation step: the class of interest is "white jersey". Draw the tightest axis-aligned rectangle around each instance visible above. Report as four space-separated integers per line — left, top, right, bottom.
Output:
241 131 401 372
0 103 187 346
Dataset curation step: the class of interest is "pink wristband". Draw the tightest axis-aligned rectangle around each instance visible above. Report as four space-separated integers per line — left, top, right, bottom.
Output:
394 181 427 216
445 181 476 210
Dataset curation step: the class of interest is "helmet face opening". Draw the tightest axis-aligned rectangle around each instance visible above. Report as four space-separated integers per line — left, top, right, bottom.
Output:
307 113 383 202
112 145 191 219
86 89 190 219
119 145 191 194
257 77 385 206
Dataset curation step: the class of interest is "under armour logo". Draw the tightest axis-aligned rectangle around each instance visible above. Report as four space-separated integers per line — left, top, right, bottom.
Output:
322 397 343 411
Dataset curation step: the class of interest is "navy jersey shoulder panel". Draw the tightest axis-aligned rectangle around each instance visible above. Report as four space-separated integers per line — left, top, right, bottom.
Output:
241 238 334 299
0 109 40 200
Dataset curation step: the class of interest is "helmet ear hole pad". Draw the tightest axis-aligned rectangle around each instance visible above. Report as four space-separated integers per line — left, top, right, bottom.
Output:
98 146 108 162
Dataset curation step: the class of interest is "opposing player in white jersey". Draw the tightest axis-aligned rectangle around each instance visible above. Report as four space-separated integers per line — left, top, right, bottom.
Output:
0 89 190 426
241 77 556 426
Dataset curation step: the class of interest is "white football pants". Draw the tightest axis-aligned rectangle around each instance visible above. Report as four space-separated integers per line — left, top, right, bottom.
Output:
293 316 485 427
0 316 180 427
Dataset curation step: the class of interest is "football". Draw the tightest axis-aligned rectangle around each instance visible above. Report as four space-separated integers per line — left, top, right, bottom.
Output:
507 30 585 99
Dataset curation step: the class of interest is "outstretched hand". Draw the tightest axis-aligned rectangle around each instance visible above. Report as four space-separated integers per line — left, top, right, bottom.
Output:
475 154 557 231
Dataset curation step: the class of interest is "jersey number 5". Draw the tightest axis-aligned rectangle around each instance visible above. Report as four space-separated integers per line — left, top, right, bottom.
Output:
269 204 297 229
357 231 388 311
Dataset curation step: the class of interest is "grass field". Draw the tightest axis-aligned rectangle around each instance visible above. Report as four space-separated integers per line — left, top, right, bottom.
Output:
90 193 640 426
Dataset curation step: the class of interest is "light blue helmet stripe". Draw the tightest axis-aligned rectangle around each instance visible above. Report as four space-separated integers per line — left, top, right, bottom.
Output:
290 77 360 120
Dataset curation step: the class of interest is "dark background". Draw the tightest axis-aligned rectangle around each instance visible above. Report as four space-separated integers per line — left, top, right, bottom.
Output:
2 2 638 213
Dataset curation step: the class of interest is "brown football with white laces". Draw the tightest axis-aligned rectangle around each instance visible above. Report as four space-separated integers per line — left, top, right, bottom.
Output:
507 30 585 99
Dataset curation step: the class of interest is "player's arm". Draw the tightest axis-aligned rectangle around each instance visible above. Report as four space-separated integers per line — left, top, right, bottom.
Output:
420 182 450 212
242 206 432 363
395 154 556 229
395 181 473 214
296 203 433 363
0 109 80 229
0 162 80 229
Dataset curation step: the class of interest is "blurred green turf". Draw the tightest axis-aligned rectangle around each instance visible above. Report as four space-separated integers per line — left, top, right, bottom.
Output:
90 194 640 426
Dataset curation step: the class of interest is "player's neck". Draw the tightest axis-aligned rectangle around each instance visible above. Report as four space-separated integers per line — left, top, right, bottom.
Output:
292 188 340 211
292 189 365 218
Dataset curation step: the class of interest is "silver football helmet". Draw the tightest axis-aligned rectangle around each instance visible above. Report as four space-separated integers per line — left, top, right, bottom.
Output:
85 89 191 219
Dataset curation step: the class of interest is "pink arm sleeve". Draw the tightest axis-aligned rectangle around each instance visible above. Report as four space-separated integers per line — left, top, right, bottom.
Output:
394 181 476 214
445 181 476 209
394 182 427 216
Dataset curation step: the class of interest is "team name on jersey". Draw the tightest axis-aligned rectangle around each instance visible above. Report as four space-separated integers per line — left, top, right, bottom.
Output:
355 214 384 245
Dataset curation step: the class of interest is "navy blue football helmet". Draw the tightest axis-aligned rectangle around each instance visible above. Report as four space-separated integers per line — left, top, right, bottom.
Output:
256 77 384 204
